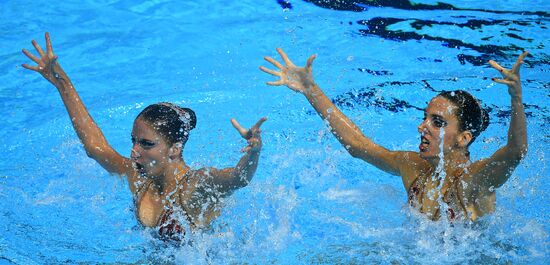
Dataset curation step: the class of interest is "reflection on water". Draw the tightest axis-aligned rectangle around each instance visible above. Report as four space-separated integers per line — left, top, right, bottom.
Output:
304 0 549 16
304 0 548 66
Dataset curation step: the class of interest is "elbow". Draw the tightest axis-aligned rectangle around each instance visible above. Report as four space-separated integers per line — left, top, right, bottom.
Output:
84 149 101 162
231 170 252 189
83 144 96 158
236 179 250 189
230 177 249 191
519 144 528 160
238 171 254 188
346 140 365 159
84 149 95 159
348 148 362 159
83 142 104 160
510 143 528 161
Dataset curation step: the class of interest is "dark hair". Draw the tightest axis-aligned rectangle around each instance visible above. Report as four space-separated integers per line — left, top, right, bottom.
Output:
136 103 197 146
437 90 489 145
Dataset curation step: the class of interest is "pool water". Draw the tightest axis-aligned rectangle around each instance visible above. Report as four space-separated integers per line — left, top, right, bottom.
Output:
1 0 549 264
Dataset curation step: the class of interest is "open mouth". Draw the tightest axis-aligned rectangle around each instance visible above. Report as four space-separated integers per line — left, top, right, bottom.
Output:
133 161 146 174
419 136 430 152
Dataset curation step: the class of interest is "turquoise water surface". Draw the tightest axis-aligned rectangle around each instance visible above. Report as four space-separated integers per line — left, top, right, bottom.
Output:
1 0 549 264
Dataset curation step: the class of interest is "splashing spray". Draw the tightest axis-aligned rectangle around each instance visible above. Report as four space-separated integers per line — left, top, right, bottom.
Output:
430 128 449 222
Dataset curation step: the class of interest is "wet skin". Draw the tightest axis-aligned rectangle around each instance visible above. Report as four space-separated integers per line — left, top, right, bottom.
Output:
131 118 172 178
418 96 464 161
22 32 267 233
260 48 528 221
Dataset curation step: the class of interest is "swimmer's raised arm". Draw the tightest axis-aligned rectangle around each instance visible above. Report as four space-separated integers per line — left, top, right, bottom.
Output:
204 117 266 195
22 32 134 179
470 52 529 190
260 48 406 176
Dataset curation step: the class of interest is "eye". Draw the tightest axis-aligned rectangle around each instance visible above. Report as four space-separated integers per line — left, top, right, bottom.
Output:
139 140 156 149
433 117 447 128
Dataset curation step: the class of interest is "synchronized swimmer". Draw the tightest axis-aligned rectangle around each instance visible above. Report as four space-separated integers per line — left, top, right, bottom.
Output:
260 48 528 221
23 32 266 241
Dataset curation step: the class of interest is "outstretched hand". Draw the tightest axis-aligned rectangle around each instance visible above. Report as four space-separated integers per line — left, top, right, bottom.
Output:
22 32 65 86
231 117 267 153
260 48 317 94
489 51 529 98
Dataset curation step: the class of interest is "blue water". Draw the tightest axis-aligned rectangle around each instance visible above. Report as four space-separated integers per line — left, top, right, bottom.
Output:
1 0 549 264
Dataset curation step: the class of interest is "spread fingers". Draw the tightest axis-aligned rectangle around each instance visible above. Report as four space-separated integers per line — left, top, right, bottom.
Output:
21 64 40 72
276 48 295 67
492 77 514 86
22 49 40 63
488 60 505 73
511 51 529 73
266 80 284 86
306 54 316 69
32 40 45 57
252 117 267 130
230 118 248 137
45 32 55 57
264 56 283 69
259 66 280 76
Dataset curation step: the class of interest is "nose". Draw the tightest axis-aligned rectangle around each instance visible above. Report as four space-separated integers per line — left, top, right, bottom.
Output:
131 143 141 160
418 119 428 134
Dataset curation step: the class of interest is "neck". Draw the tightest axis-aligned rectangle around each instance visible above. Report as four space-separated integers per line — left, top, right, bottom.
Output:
428 149 470 176
151 158 188 195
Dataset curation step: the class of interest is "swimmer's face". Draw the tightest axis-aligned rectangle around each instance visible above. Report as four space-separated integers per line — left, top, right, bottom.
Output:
417 96 463 160
130 118 171 177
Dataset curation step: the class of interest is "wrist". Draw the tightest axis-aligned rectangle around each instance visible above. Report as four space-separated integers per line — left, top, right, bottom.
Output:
50 66 70 88
510 93 522 101
304 82 320 96
248 144 262 154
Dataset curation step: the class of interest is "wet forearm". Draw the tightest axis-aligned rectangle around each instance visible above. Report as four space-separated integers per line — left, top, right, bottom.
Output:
303 83 370 152
232 149 260 186
508 94 527 157
52 65 109 156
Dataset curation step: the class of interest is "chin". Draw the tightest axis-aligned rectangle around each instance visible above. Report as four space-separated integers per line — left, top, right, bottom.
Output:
419 151 438 161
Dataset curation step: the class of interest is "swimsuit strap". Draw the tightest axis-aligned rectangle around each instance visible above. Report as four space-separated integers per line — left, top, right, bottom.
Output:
408 173 428 206
133 168 192 227
134 178 154 209
175 170 197 227
157 169 195 227
155 169 197 241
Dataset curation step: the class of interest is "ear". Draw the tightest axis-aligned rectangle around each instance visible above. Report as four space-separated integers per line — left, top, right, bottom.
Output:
168 142 183 160
457 131 473 148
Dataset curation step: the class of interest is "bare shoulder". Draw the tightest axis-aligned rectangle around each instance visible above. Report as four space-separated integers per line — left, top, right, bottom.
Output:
468 158 490 175
458 164 498 219
460 159 493 193
182 167 231 199
174 168 210 199
394 151 428 191
183 167 208 183
396 151 426 171
123 168 141 194
191 167 222 178
185 167 224 186
398 151 424 164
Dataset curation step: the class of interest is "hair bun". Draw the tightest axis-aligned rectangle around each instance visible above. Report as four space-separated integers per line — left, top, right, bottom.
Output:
181 107 197 131
437 90 490 145
479 106 490 133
